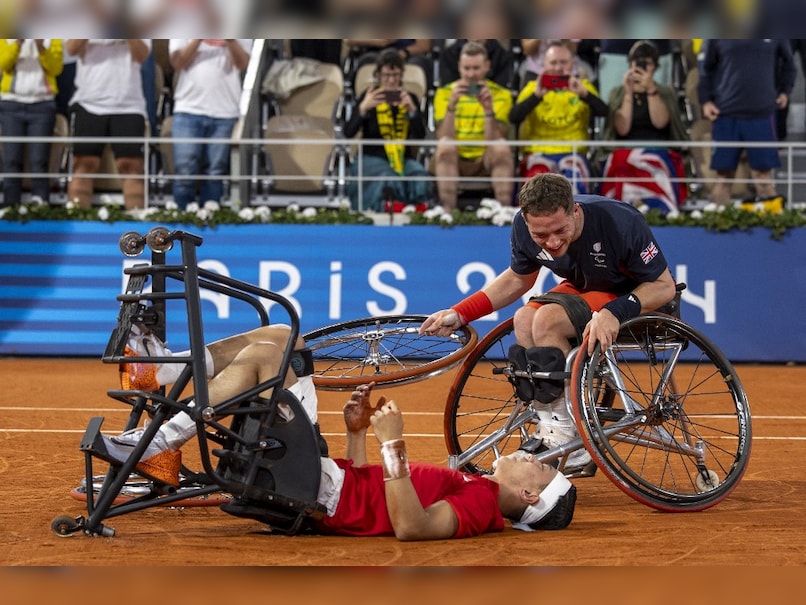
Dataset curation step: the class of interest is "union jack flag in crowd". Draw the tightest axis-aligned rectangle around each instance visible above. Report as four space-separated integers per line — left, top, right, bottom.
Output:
640 242 659 265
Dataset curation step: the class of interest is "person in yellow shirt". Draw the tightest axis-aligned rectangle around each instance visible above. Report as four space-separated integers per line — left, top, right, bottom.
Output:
509 41 607 195
432 41 514 210
0 38 63 206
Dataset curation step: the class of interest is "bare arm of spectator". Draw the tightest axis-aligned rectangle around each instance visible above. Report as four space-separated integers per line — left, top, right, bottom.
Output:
170 39 203 71
127 39 150 64
225 39 250 71
65 39 88 58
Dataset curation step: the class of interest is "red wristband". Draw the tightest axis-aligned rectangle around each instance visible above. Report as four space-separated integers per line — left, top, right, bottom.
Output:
452 291 494 324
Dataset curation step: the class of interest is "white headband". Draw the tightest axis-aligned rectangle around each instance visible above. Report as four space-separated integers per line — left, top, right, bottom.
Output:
511 472 573 532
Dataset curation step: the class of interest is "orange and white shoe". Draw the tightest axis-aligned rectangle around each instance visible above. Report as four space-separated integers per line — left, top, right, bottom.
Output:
119 324 171 392
102 427 182 486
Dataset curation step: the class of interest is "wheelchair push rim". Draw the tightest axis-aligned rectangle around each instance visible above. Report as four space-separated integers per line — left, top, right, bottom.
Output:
304 315 477 390
572 314 752 512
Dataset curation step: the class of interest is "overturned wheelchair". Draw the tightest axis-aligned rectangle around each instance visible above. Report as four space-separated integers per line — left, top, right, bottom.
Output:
444 286 753 512
52 227 477 538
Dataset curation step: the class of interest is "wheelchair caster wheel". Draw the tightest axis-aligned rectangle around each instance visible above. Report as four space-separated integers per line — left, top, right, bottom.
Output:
146 226 173 253
51 514 83 537
695 469 720 492
119 231 145 257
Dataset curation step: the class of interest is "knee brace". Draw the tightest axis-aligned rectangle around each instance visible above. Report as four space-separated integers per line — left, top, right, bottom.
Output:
507 344 566 403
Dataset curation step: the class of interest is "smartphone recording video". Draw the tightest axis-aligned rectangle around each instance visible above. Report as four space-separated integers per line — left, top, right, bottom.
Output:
467 82 481 96
540 74 570 90
383 90 401 104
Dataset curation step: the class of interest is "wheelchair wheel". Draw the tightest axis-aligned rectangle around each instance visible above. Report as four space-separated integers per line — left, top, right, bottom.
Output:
444 319 524 474
571 314 752 512
303 315 477 390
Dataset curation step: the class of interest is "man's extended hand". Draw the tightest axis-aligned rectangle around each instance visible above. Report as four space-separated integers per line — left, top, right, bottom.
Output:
343 382 386 433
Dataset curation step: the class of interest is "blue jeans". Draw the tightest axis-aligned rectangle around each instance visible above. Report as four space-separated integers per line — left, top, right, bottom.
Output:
0 99 56 205
171 112 237 208
347 154 433 211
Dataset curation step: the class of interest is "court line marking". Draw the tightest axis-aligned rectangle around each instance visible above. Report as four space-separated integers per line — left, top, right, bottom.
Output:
1 428 804 440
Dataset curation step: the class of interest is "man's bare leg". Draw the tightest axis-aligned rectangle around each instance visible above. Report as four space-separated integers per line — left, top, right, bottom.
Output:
709 170 735 206
750 168 778 199
434 140 459 210
68 155 100 208
486 143 515 206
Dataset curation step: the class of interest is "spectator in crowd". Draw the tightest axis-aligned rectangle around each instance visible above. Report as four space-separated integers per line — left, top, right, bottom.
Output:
345 39 433 85
101 324 577 538
520 39 593 83
439 39 514 89
0 38 63 207
697 39 796 209
432 41 514 210
168 39 252 208
343 49 432 212
509 40 607 195
598 40 690 215
66 39 150 209
597 39 673 107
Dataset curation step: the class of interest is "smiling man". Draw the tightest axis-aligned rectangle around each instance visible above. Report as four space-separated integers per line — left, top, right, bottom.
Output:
420 173 676 472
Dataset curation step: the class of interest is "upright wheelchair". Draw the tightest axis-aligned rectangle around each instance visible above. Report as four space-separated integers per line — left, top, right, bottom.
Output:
52 227 476 537
444 287 752 512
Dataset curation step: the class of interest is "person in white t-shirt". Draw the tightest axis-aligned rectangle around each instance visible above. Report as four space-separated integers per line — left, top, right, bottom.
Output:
65 39 151 209
168 39 251 208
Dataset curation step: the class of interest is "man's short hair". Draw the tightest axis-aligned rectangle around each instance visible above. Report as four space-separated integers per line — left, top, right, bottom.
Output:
517 173 575 216
511 472 577 531
460 40 489 61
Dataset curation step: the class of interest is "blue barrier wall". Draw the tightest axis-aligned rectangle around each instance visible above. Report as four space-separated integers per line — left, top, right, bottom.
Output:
1 220 804 362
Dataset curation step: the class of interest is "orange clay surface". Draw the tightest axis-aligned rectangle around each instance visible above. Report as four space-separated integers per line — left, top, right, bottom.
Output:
2 358 806 566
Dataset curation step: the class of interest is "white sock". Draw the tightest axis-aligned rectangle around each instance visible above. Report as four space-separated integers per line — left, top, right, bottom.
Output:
156 347 214 386
535 397 576 437
159 401 197 451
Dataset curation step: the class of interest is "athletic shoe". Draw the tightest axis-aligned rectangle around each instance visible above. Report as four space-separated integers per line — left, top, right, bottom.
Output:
119 324 170 392
101 427 181 486
740 195 784 214
534 421 592 472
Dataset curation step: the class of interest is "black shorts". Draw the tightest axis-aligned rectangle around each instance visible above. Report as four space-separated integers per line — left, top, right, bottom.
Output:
70 103 144 158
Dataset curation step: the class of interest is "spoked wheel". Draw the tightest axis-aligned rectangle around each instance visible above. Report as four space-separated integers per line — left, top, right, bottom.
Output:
571 314 752 511
444 319 525 474
303 315 478 390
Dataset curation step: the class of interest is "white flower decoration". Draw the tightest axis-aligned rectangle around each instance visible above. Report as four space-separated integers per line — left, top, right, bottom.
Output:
186 202 200 213
439 213 454 224
287 203 300 213
238 207 256 221
302 207 317 218
690 210 702 220
203 200 220 211
702 202 719 213
97 207 110 221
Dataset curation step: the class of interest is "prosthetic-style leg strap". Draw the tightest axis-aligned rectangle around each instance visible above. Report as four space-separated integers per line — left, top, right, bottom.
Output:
508 345 566 403
290 348 314 377
528 292 592 344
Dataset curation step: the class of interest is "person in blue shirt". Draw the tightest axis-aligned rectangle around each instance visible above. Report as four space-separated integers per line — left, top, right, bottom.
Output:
697 39 796 208
420 173 676 472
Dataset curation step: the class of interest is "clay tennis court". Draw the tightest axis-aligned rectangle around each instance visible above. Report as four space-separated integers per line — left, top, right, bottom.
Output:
1 357 805 567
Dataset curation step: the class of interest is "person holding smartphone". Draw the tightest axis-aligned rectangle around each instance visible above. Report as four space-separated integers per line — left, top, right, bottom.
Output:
509 40 608 195
432 41 515 210
344 48 432 212
597 40 690 215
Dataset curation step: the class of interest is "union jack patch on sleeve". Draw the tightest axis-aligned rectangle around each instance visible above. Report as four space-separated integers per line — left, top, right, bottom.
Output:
640 242 659 264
